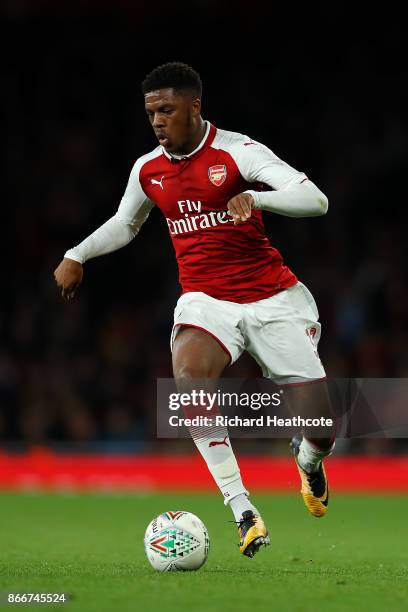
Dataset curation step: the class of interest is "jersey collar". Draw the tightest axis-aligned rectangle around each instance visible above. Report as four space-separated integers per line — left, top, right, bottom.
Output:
162 121 216 161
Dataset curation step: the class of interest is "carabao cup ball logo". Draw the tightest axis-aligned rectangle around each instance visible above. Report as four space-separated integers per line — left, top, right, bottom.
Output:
208 164 227 187
144 511 210 572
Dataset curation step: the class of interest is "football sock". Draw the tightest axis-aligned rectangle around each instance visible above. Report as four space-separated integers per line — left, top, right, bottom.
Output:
182 400 256 515
297 437 335 473
188 414 249 504
192 429 248 501
229 493 259 522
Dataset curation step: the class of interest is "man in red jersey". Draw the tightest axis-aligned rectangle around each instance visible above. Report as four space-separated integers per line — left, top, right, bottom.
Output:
54 62 334 558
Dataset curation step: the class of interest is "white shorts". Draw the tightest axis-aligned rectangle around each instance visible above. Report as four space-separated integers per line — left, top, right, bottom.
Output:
170 282 326 385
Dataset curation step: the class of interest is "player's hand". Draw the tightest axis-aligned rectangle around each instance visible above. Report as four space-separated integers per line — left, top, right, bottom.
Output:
227 193 254 225
54 258 83 300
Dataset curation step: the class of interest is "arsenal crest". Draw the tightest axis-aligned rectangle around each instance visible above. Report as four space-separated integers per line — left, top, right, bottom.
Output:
208 164 227 187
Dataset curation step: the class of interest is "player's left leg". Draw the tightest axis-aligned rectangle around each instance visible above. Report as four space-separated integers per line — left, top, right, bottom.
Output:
245 281 335 517
285 381 335 518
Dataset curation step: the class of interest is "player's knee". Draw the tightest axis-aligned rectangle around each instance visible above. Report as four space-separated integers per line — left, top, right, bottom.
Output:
173 361 213 390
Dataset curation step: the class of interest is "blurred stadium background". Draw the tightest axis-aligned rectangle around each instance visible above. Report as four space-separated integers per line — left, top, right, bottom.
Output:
1 0 408 492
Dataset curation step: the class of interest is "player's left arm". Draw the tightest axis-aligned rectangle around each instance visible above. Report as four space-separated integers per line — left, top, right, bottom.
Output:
228 139 328 223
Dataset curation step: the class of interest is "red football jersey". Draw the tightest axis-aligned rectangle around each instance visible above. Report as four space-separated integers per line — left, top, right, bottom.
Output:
117 122 307 303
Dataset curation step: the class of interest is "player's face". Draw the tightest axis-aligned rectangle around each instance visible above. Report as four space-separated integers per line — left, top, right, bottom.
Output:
144 88 201 155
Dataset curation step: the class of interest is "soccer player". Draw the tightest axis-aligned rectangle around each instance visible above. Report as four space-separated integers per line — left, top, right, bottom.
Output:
54 62 335 558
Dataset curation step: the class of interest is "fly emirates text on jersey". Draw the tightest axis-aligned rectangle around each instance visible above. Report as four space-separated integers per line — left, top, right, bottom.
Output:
166 200 234 236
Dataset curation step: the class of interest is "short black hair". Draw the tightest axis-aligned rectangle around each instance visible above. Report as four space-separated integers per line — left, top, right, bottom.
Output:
141 62 202 97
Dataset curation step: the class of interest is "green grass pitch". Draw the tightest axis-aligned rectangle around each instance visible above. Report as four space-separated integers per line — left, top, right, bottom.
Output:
0 492 407 611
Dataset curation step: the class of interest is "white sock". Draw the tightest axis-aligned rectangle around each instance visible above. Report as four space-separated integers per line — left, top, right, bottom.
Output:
229 493 259 522
189 421 249 504
298 437 335 473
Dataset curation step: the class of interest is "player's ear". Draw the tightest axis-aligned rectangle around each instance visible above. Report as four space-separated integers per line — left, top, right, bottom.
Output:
191 96 201 117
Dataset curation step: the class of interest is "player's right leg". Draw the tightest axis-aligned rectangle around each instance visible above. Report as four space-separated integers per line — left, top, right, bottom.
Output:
172 326 269 557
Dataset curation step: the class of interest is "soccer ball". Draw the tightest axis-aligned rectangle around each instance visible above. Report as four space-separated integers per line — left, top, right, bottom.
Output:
144 510 210 572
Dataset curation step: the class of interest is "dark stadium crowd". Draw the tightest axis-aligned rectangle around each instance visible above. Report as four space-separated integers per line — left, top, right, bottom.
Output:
2 2 407 452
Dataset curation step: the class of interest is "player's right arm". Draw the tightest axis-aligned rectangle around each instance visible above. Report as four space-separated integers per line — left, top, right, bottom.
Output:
54 158 154 299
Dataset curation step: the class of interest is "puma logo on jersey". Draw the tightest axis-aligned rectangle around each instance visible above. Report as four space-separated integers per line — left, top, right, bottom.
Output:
151 176 165 190
244 139 257 146
208 435 229 448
